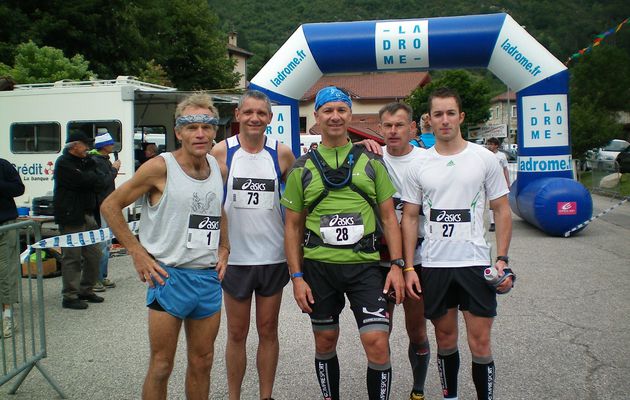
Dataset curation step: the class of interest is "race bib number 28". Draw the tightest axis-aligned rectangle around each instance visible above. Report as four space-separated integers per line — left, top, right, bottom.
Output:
428 209 471 240
187 214 220 249
320 213 364 246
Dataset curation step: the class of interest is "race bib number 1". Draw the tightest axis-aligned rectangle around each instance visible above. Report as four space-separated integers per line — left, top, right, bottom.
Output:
428 209 472 240
320 213 364 246
187 215 220 249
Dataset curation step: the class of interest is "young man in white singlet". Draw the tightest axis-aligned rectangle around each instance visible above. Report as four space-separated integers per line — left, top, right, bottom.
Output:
211 90 295 400
102 93 229 400
401 87 514 400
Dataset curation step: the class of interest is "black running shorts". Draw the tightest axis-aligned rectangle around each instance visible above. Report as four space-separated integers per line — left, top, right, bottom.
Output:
420 266 497 320
303 259 389 333
221 262 289 300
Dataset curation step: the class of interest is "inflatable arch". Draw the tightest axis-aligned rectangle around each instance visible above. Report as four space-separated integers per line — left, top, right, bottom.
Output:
249 13 593 236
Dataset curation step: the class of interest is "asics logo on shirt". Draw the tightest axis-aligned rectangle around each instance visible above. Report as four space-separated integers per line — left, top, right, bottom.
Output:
329 214 355 226
430 209 471 223
233 177 275 192
198 217 220 230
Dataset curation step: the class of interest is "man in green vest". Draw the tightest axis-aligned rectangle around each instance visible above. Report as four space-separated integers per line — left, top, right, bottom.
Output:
282 86 405 400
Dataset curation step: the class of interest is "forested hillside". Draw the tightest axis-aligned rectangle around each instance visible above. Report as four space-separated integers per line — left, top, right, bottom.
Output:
209 0 629 79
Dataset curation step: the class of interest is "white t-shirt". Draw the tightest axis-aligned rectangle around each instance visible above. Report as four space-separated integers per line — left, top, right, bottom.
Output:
401 142 509 268
494 150 509 169
382 146 425 266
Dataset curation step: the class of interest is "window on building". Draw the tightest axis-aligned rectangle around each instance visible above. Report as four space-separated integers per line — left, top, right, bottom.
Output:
299 117 307 133
511 105 517 118
495 106 500 120
11 122 61 153
67 120 122 151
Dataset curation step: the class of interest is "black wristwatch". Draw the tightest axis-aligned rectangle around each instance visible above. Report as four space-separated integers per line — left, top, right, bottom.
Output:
390 258 405 269
496 256 509 264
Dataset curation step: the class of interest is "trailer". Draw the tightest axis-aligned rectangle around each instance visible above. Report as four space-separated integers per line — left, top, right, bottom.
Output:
0 76 240 219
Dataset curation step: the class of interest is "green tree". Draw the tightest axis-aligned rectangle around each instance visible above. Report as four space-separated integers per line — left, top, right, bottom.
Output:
406 70 492 127
569 102 622 157
0 0 238 89
137 60 172 87
0 41 94 83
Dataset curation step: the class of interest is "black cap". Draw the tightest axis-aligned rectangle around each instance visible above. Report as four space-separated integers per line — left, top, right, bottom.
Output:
66 132 94 144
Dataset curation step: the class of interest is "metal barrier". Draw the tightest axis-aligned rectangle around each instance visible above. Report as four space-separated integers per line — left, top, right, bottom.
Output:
587 158 623 198
0 220 66 398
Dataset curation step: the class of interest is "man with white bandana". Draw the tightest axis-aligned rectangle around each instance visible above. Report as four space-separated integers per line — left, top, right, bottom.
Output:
282 86 405 400
102 93 229 400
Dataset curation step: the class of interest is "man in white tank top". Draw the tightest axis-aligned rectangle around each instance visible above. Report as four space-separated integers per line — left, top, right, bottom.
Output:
102 93 229 400
401 88 514 400
379 102 430 400
211 90 295 400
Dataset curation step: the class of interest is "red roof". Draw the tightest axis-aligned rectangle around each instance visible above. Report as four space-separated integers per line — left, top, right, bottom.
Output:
492 91 516 102
302 72 430 101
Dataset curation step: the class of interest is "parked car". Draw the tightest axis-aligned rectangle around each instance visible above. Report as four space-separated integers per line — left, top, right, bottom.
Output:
616 145 630 173
498 148 517 162
596 139 630 171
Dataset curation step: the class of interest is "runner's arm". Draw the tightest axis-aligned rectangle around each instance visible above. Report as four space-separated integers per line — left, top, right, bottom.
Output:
100 157 168 286
401 202 422 300
216 208 229 281
489 194 513 292
284 208 313 313
379 198 405 304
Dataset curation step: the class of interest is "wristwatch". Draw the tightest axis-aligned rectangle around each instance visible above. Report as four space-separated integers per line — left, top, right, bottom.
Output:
496 256 509 264
390 258 405 269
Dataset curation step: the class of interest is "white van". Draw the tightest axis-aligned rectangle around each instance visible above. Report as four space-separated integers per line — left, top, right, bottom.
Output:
299 134 321 155
0 76 238 219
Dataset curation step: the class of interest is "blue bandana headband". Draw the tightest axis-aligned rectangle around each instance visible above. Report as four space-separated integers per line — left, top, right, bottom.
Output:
315 86 352 111
175 114 219 128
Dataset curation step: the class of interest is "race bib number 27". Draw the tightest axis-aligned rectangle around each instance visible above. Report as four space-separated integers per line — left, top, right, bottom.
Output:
428 209 471 240
187 215 220 249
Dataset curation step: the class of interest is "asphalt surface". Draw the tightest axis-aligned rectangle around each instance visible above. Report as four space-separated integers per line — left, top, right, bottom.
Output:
1 193 629 399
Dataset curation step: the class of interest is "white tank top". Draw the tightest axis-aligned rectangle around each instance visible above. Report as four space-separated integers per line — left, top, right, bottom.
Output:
382 146 425 266
224 135 286 265
139 152 223 269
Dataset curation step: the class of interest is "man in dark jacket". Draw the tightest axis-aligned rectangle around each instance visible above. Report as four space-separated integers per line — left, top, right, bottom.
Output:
53 132 106 310
1 157 25 337
89 132 121 291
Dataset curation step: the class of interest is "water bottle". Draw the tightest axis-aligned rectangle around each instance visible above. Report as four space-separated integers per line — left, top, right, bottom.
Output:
484 266 500 284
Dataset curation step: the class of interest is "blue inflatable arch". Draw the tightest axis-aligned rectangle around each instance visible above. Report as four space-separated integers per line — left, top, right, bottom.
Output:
249 13 593 236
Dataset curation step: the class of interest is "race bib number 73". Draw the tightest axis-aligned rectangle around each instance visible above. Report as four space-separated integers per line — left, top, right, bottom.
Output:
187 215 221 249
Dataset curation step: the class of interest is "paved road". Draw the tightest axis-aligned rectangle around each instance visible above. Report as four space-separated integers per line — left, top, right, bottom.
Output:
2 194 629 399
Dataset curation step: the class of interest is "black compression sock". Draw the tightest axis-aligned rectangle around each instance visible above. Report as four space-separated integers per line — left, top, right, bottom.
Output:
472 358 495 400
315 352 340 400
367 362 392 400
437 348 459 399
409 341 430 393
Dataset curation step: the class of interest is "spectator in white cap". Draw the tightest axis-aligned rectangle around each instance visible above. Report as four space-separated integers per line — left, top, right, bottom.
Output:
89 132 121 291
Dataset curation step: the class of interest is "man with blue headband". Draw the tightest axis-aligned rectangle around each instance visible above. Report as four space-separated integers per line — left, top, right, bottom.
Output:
282 86 405 400
102 93 229 399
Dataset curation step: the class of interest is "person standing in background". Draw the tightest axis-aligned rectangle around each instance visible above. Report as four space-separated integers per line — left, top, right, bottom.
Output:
90 132 121 291
0 157 25 337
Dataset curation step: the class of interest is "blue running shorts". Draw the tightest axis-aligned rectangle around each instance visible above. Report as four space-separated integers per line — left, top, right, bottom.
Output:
146 266 222 320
